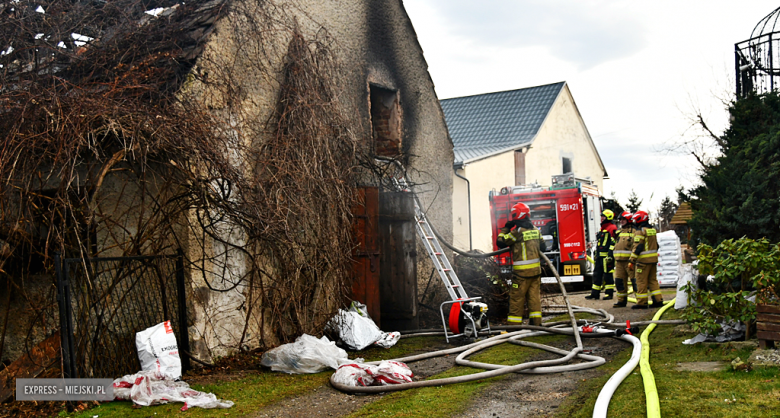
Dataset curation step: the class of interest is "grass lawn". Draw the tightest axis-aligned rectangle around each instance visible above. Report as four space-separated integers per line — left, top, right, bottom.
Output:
63 336 444 418
556 308 780 418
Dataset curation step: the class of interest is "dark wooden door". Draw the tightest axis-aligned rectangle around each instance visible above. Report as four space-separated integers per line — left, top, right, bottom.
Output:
378 191 418 330
350 187 381 322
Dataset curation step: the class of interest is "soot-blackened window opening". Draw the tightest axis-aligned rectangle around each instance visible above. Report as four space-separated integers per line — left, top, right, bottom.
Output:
369 85 402 157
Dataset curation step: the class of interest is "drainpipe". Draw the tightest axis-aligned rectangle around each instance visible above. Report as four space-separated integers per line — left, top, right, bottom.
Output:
453 162 472 251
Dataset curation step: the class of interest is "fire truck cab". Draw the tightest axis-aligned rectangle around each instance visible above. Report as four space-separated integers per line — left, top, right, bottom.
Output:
488 173 602 286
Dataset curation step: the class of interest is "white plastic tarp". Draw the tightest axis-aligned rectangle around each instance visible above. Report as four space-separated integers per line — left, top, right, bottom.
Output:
113 371 233 410
260 334 349 374
331 360 413 387
327 302 401 351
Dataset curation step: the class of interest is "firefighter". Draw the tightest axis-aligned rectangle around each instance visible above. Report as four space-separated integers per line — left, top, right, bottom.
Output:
611 211 636 307
585 209 617 300
628 210 664 309
496 202 547 325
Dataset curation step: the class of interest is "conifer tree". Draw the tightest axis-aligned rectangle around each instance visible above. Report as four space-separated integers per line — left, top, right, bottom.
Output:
688 92 780 244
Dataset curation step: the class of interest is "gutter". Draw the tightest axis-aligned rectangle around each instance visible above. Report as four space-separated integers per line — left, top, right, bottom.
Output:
453 162 472 250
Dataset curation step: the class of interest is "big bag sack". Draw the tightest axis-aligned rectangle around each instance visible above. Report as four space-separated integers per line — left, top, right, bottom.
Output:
135 320 182 380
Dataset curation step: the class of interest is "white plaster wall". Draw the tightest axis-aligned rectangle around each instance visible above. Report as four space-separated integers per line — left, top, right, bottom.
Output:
525 85 605 191
451 169 470 250
455 152 515 252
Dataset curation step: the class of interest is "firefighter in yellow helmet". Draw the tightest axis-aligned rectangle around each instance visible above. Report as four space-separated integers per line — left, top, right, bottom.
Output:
611 211 636 307
585 209 617 300
628 210 664 309
496 202 547 325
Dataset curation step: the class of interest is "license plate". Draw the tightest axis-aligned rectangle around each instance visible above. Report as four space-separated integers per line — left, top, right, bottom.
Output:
563 264 580 275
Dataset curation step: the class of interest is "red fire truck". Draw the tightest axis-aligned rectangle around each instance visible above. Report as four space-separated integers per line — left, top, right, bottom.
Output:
488 173 602 286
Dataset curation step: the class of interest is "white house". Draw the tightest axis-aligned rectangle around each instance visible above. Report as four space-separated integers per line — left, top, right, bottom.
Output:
441 82 608 252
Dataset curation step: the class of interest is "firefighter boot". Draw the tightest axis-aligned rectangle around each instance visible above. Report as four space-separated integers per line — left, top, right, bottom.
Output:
603 289 614 300
613 300 627 308
584 289 600 300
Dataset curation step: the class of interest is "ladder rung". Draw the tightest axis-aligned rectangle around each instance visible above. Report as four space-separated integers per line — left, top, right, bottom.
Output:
426 236 434 240
451 284 459 288
443 269 451 272
434 252 442 255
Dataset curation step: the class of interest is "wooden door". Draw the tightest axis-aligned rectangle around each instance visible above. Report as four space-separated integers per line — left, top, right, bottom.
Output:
350 187 381 322
378 191 418 330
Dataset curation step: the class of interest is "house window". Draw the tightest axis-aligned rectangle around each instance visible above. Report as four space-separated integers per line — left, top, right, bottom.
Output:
514 150 526 185
562 157 572 174
369 85 401 157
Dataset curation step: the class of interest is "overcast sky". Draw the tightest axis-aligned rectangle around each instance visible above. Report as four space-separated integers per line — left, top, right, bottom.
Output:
404 0 780 215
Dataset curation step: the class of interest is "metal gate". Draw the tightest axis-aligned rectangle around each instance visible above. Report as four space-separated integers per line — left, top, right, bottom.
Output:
55 251 190 379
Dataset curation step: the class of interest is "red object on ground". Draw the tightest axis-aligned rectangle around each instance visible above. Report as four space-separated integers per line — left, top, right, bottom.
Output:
448 300 463 334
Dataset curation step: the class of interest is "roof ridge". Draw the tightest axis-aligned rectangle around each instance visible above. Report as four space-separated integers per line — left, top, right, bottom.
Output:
440 81 565 102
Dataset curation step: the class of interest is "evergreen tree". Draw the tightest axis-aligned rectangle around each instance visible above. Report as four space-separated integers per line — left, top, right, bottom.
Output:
657 195 678 231
688 91 780 245
626 189 643 213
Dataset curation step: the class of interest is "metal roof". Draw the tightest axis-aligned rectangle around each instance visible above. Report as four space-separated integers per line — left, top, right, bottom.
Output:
441 82 565 164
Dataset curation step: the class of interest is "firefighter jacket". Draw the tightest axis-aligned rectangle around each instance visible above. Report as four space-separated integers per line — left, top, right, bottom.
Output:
497 222 545 278
596 221 617 259
613 225 636 262
629 223 658 264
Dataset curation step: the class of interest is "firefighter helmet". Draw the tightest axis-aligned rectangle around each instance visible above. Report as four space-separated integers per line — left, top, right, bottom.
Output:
632 211 649 224
618 211 632 221
601 209 615 221
510 202 531 220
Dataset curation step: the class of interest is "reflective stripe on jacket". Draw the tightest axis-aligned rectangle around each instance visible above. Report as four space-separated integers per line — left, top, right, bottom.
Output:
629 227 658 264
500 226 543 277
613 226 635 261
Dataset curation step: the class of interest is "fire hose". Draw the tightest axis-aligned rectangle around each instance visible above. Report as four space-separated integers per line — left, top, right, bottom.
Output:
329 253 637 395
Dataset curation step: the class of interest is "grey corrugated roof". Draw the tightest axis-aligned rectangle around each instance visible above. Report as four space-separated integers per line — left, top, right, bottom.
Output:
441 82 565 164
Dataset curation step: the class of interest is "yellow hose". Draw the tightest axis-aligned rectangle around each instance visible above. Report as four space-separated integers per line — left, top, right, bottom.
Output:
639 298 675 418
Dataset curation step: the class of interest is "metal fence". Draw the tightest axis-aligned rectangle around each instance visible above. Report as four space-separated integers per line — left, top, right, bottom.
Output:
56 251 190 379
735 32 780 97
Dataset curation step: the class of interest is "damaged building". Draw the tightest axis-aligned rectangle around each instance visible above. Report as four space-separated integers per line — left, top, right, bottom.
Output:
0 0 453 379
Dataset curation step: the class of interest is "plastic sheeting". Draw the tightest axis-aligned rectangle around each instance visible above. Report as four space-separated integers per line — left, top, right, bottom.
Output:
682 320 746 344
675 263 696 309
113 371 234 410
331 361 413 387
260 334 350 374
327 302 400 350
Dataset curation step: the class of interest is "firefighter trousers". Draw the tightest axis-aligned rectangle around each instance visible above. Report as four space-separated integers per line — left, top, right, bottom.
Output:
614 261 636 303
635 262 663 306
590 257 615 298
508 274 542 326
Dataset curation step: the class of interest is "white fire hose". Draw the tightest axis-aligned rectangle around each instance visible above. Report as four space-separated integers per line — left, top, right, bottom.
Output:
329 254 636 395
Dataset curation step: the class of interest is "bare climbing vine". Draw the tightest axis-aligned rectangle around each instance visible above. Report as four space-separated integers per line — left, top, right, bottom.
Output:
0 0 381 361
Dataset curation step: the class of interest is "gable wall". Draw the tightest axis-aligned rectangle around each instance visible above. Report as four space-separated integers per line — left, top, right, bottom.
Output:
526 85 605 191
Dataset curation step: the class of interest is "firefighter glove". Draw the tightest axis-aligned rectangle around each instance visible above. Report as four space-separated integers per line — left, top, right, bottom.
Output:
504 220 517 230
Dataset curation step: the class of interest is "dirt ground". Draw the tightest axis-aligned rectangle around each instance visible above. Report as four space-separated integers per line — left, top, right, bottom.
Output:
250 292 668 418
